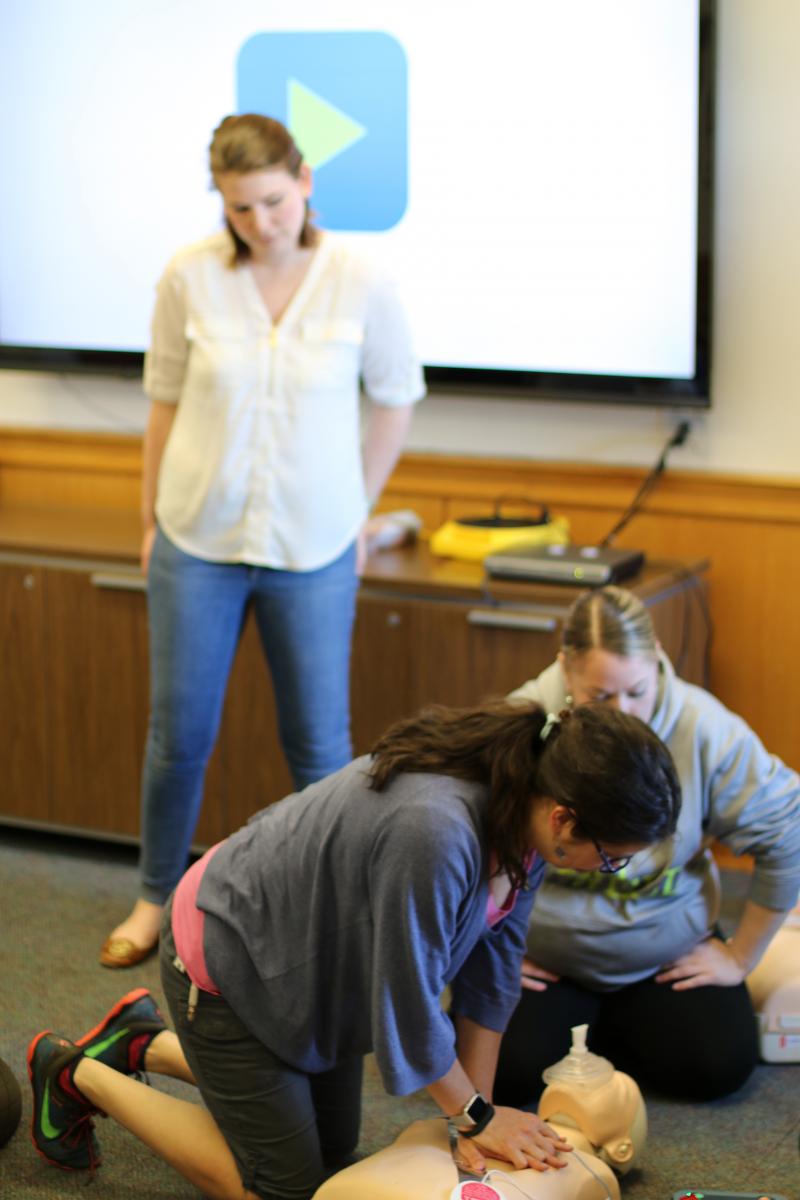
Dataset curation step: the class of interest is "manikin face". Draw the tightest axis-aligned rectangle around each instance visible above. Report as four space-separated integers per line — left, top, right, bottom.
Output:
216 166 312 261
561 648 659 724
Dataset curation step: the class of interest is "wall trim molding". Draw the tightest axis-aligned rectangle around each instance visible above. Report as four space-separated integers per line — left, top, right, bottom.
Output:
1 429 798 525
0 428 141 478
390 452 800 526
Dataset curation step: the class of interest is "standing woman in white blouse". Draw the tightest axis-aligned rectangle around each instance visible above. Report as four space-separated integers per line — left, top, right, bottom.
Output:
100 113 425 966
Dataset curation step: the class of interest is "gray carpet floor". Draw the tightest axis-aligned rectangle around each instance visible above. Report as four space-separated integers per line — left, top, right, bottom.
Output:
1 827 797 1199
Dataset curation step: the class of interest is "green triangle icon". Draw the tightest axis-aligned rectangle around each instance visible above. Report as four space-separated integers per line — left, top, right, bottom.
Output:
288 78 366 170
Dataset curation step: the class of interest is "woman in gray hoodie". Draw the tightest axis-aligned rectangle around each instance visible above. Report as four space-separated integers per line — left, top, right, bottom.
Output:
495 585 800 1105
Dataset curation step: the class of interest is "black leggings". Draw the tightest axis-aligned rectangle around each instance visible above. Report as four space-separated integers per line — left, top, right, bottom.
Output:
495 966 759 1106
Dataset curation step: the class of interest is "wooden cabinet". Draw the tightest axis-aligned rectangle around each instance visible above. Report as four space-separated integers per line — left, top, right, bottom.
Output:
46 568 149 835
0 559 297 843
0 531 709 847
351 592 562 752
1 563 48 822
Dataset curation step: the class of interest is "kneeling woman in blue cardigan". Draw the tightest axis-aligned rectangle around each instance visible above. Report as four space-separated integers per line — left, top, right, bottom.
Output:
28 701 680 1199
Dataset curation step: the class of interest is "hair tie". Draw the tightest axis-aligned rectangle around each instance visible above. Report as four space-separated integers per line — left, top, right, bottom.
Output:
540 712 561 742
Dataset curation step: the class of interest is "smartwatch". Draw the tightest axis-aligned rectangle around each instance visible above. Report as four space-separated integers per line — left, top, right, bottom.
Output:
448 1092 495 1139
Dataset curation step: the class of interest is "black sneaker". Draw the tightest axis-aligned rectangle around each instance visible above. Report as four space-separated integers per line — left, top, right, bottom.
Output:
27 1032 101 1171
76 987 167 1076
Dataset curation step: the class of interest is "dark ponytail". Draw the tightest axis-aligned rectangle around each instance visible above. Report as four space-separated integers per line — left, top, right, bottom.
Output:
369 700 680 889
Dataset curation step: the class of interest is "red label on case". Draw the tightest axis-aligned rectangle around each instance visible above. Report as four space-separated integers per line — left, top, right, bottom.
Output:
458 1185 502 1200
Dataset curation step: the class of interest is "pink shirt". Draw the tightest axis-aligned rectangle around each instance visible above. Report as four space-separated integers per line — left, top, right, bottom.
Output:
486 851 537 927
172 843 223 994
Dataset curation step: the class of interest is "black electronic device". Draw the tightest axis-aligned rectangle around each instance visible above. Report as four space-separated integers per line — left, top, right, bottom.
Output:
482 421 691 585
672 1192 788 1199
484 542 645 586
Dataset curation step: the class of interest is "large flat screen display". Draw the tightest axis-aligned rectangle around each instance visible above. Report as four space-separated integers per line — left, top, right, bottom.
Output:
0 0 714 405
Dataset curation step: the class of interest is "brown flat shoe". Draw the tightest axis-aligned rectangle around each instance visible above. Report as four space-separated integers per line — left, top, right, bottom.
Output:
99 936 158 969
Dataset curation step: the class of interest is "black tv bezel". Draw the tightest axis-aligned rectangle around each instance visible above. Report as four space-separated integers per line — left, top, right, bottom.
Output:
0 0 715 410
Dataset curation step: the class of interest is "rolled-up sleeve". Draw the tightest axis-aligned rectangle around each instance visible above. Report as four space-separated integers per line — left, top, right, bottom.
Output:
361 271 426 407
143 264 189 404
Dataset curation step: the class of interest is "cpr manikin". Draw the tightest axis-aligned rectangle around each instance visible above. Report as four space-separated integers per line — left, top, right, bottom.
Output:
313 1024 647 1200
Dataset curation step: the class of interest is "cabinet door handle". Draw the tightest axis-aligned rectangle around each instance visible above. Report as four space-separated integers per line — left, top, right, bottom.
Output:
90 572 147 593
467 608 557 632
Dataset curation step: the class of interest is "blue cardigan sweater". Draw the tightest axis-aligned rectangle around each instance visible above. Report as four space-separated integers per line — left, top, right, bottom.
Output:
198 757 543 1095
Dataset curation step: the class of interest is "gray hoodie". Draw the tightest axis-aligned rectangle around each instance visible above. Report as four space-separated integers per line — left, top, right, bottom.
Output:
510 654 800 991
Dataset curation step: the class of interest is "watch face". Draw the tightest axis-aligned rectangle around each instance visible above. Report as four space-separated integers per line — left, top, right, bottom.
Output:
465 1094 491 1125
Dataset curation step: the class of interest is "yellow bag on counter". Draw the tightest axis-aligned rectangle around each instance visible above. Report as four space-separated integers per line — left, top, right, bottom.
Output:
430 502 570 563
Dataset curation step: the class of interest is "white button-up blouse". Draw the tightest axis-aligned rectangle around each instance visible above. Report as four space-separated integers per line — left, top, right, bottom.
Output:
143 231 425 571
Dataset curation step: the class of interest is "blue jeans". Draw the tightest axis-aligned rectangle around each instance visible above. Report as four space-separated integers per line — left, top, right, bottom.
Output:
140 528 358 903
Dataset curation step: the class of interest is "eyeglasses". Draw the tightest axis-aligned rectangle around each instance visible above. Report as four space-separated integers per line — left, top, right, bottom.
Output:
564 806 632 874
592 841 633 875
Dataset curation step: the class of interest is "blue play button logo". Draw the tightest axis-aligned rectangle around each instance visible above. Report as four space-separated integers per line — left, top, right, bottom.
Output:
236 31 408 232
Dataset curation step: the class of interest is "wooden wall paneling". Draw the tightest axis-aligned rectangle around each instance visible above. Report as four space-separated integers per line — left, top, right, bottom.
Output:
638 573 711 690
384 454 800 524
0 430 141 511
0 466 140 512
596 511 800 767
0 563 49 821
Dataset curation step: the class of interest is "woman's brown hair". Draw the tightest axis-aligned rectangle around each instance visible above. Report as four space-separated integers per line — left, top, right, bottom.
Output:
208 113 319 263
369 700 680 890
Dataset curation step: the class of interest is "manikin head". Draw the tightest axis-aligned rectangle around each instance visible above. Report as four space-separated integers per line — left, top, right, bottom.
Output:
538 1025 647 1177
